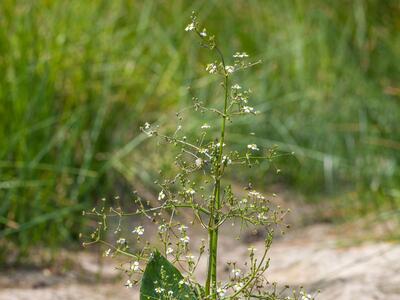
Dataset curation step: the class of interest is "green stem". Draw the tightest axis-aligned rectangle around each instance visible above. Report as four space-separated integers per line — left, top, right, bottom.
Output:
205 66 229 298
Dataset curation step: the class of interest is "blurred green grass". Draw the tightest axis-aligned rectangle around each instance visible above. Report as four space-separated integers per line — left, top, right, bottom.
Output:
0 0 399 259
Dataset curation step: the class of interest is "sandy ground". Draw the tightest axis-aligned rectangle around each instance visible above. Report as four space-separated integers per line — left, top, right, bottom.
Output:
1 222 399 300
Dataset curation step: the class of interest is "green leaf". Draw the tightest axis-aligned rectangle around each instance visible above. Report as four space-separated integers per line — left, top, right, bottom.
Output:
140 250 198 300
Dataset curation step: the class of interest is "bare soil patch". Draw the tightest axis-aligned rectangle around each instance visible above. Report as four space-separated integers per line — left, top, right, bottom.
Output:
1 222 399 300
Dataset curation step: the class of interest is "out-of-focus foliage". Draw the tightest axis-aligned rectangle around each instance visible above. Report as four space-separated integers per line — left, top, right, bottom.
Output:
0 0 399 258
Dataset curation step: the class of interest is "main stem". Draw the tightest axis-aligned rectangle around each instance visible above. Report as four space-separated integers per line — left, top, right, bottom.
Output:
205 70 228 299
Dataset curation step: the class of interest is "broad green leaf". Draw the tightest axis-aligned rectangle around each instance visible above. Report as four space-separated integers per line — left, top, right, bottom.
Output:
140 250 198 300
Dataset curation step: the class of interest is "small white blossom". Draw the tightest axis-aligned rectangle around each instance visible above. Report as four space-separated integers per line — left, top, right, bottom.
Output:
200 29 207 37
166 247 174 254
125 279 133 288
185 254 195 261
180 236 190 244
158 190 166 201
131 261 140 272
217 287 226 297
248 246 257 252
225 65 235 73
222 155 232 165
158 224 167 233
300 292 312 300
116 238 126 244
201 123 211 129
195 158 203 167
185 188 195 196
145 130 154 137
168 290 174 296
178 224 188 232
199 148 209 154
248 190 265 200
233 52 249 58
247 144 259 151
206 63 217 74
155 287 165 293
257 213 267 220
185 22 195 32
232 84 242 90
104 248 111 257
144 122 150 129
132 226 144 236
231 268 242 277
233 282 244 291
243 106 254 113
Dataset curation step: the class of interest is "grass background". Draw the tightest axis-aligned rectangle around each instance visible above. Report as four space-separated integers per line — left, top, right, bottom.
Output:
0 0 399 261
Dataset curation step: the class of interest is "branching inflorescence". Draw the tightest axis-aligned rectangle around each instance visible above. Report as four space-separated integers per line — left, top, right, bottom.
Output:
83 12 314 300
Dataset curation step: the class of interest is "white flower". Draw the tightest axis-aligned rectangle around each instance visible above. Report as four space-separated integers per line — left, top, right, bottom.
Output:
243 106 254 113
247 144 259 151
231 268 242 277
144 122 150 129
206 63 217 74
125 279 133 288
222 155 232 165
180 236 190 244
201 123 211 129
248 190 265 200
158 224 167 233
168 290 174 296
232 84 242 90
225 65 235 73
300 292 312 300
131 261 140 272
166 247 174 254
200 29 207 37
217 287 226 297
178 224 188 232
233 282 244 291
248 246 257 252
257 213 267 220
155 287 165 293
233 52 249 58
185 188 195 196
195 158 203 167
185 254 195 261
132 226 144 236
199 148 209 155
158 190 166 201
145 130 154 137
104 248 111 257
116 238 126 244
185 22 195 32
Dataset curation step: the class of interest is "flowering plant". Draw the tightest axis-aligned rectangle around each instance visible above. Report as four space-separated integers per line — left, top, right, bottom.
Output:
83 13 313 300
